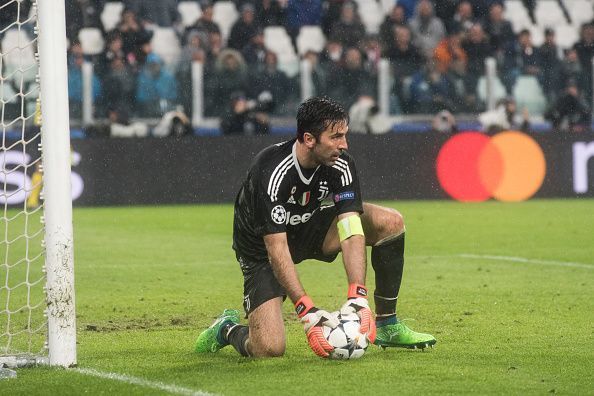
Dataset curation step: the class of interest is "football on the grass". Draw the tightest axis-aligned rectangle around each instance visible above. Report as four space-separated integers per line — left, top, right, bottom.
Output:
322 311 368 359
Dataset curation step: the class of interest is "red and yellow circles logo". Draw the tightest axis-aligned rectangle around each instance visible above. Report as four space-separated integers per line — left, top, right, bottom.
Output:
436 131 546 202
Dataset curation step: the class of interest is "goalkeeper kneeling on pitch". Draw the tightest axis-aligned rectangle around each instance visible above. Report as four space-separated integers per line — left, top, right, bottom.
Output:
195 96 436 357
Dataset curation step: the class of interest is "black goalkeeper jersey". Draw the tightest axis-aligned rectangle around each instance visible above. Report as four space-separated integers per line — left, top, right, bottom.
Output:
233 139 363 262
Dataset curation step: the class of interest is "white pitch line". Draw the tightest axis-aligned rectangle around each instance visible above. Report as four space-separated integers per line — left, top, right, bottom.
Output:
72 367 216 396
457 254 594 269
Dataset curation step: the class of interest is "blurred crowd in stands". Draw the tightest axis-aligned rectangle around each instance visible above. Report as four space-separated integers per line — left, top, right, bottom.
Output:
1 0 594 135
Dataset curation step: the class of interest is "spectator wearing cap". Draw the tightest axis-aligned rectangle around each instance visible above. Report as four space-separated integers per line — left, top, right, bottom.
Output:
228 3 261 51
329 2 366 49
136 53 178 117
409 0 446 60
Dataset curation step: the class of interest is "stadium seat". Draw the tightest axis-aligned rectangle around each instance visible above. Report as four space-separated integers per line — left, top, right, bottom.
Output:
476 75 507 105
555 24 579 49
277 58 299 77
0 79 18 104
512 75 547 115
1 28 36 63
78 27 105 55
264 26 294 56
213 1 239 45
352 0 383 34
0 29 37 95
379 0 395 14
534 1 565 29
568 0 594 27
504 0 533 33
150 28 182 70
264 26 299 77
101 2 124 32
528 25 544 46
296 26 326 55
178 1 202 27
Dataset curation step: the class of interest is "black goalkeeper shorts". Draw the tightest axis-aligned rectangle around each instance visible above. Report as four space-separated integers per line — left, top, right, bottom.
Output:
239 205 339 315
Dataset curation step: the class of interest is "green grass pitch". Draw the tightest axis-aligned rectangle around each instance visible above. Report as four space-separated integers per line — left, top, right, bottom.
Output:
2 199 594 395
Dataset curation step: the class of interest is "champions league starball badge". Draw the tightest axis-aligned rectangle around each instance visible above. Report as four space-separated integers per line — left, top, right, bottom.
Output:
270 205 287 224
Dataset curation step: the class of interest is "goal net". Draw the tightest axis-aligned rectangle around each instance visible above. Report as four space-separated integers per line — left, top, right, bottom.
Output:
1 0 75 368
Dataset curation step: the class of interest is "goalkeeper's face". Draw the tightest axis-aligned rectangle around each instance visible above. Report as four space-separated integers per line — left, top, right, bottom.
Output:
312 121 349 166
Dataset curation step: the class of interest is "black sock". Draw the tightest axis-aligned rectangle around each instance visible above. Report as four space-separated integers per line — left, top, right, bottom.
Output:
371 233 405 316
225 324 250 357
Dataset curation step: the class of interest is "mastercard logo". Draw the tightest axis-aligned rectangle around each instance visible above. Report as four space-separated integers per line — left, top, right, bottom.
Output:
436 131 546 202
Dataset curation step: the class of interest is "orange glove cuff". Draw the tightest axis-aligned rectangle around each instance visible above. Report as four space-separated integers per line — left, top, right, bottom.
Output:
347 283 368 299
295 295 315 318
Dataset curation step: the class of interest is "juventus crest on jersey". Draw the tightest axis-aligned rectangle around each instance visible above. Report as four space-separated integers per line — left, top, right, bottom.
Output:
233 139 363 262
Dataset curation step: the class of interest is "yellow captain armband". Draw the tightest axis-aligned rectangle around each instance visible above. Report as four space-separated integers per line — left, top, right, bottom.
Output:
337 215 364 242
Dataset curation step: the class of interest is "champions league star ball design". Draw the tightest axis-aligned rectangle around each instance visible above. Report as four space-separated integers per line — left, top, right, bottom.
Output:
322 311 368 360
270 205 287 224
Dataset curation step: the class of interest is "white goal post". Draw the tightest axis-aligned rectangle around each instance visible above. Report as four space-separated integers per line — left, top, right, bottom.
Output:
1 0 76 368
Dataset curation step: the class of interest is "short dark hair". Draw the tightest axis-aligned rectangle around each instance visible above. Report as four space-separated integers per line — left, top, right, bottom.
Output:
296 97 348 142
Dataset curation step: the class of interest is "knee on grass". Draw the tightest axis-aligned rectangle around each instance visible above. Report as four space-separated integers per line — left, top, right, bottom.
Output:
249 340 286 357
